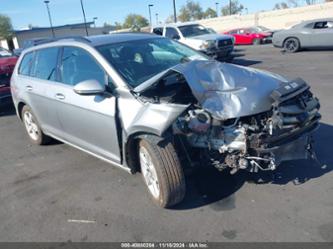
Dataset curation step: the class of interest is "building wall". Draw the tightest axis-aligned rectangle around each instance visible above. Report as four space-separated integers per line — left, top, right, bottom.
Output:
197 2 333 32
15 26 111 48
0 40 9 50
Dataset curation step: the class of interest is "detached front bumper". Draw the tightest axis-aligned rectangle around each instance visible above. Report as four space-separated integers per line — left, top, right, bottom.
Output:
250 120 319 170
247 79 321 171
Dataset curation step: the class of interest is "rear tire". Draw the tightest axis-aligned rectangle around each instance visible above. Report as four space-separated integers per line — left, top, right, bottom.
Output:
283 37 300 53
21 105 50 145
139 135 185 208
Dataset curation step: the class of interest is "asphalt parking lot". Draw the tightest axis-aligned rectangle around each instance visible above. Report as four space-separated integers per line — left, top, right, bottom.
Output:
0 45 332 242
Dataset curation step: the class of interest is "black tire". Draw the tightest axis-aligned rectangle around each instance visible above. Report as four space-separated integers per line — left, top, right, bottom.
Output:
253 38 261 45
138 135 185 208
283 37 300 53
21 105 50 145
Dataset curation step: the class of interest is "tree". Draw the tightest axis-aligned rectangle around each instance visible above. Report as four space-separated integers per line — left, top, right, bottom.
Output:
178 1 204 22
273 2 290 9
204 8 217 19
304 0 320 4
288 0 320 7
122 14 149 29
221 0 244 16
273 0 322 10
0 14 13 39
165 15 175 24
114 22 123 30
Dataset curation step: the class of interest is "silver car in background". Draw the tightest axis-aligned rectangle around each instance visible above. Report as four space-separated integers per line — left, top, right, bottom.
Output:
11 33 320 208
273 18 333 53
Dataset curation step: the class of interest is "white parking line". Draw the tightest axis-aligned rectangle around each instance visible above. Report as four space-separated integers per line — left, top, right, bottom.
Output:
67 219 96 224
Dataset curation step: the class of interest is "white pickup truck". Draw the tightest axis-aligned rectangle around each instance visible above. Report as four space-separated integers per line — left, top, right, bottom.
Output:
152 23 235 61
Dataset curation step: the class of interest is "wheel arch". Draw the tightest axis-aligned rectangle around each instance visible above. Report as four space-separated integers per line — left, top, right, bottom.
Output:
283 36 301 48
17 101 26 120
124 129 173 174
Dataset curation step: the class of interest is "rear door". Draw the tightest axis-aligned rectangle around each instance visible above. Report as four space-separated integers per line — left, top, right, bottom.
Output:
52 46 121 163
19 47 61 132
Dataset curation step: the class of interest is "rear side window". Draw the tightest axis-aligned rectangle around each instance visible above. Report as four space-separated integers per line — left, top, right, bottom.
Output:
59 47 106 86
18 52 34 76
30 47 59 81
153 27 163 35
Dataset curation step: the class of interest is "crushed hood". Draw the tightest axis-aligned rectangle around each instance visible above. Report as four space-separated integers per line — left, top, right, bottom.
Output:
136 60 290 120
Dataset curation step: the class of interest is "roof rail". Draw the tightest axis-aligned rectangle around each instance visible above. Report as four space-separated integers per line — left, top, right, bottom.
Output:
35 36 91 46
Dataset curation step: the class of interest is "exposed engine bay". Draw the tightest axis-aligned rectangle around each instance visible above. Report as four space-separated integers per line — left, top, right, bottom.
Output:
135 61 321 173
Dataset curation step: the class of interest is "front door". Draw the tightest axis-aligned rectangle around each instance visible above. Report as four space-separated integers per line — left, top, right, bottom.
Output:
53 46 121 163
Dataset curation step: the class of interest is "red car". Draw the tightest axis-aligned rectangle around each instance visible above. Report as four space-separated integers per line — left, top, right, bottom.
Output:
0 48 18 105
224 26 273 45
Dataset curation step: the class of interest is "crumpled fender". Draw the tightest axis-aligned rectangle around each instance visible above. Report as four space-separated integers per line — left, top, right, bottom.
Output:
118 95 189 140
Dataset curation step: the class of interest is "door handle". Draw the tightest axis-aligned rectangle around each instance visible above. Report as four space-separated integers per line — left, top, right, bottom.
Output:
26 85 33 92
55 93 65 100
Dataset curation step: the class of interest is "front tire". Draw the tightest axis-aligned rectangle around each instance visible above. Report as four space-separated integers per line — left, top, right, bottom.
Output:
139 135 185 208
21 105 50 145
283 37 300 53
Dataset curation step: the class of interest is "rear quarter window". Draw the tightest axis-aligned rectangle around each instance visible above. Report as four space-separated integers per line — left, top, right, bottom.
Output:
18 52 34 76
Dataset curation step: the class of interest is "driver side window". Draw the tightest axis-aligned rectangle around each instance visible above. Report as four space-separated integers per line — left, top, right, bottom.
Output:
59 46 106 86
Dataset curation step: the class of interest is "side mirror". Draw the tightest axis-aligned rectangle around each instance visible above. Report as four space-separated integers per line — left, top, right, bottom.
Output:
172 34 180 40
73 79 105 95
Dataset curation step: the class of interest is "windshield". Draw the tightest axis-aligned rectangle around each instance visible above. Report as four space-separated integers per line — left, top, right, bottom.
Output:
178 24 211 38
97 37 207 87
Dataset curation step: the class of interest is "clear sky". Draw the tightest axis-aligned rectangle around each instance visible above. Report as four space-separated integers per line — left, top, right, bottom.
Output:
0 0 317 29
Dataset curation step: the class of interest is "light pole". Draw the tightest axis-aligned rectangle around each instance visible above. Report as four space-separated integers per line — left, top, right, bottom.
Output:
229 0 232 15
93 17 98 27
148 4 154 28
43 0 55 38
80 0 89 36
155 13 159 25
215 2 219 17
173 0 177 23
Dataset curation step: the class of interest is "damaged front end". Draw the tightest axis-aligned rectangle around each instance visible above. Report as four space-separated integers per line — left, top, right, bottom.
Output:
135 60 321 173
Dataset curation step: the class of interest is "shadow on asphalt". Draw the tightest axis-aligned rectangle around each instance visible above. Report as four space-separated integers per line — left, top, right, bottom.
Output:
232 58 262 66
225 48 262 66
280 48 333 54
173 123 333 210
0 102 15 117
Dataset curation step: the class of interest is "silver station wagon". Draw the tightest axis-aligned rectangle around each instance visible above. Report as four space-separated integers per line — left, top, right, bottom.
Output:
11 33 321 208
